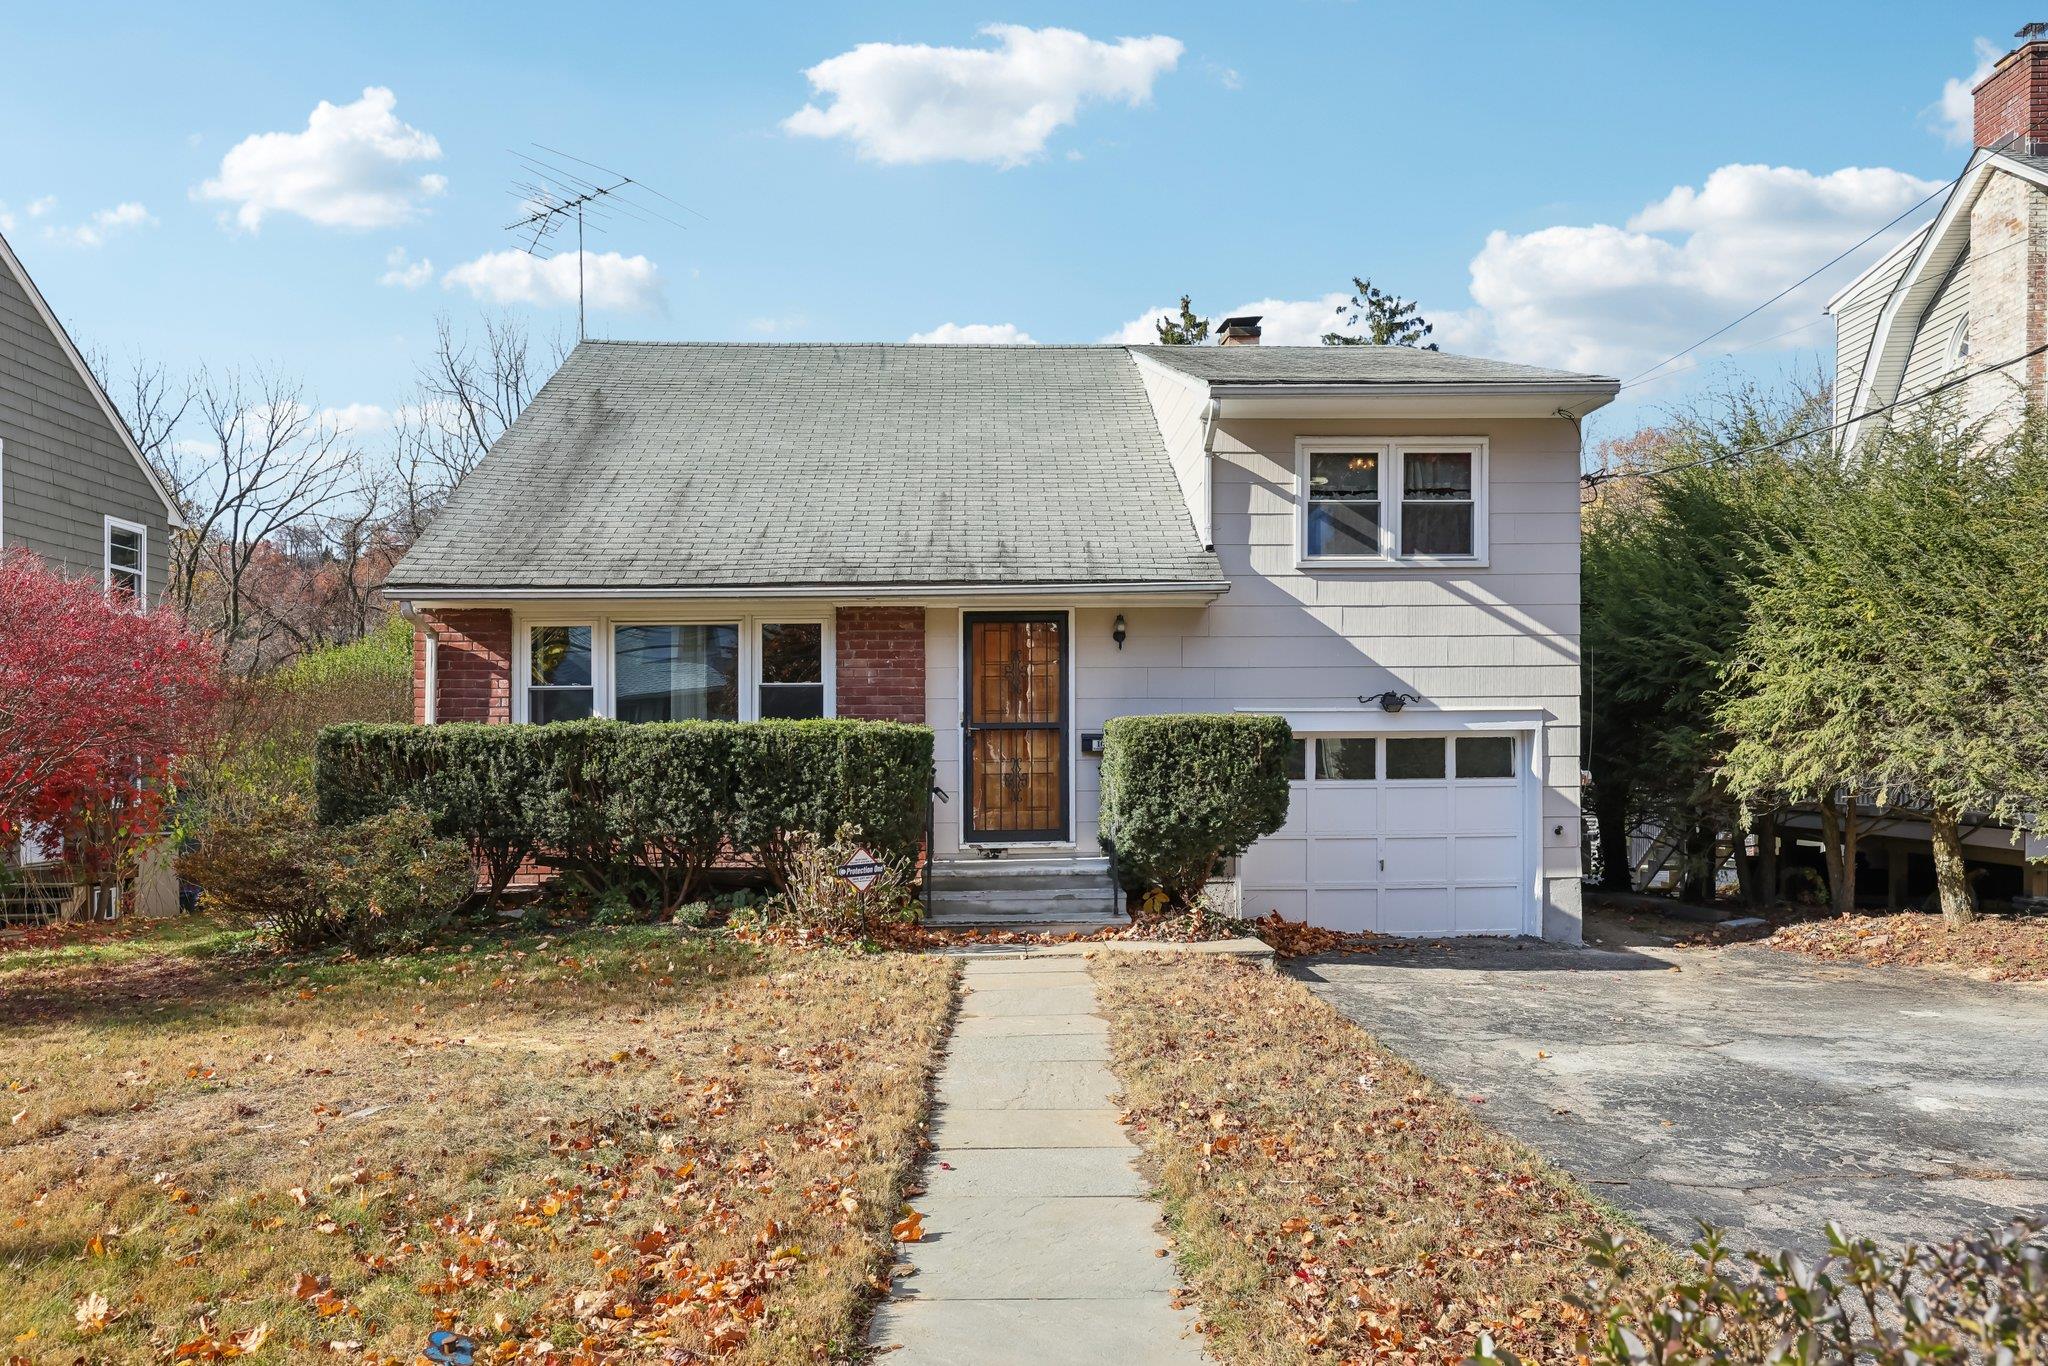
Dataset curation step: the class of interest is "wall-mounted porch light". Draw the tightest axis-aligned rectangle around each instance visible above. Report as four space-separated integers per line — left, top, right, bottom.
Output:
1362 690 1424 713
1112 614 1128 650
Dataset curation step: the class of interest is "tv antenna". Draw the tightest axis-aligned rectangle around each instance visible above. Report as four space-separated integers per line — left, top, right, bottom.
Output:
503 145 700 341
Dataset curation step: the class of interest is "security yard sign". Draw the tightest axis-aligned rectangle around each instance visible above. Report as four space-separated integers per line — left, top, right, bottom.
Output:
837 849 885 891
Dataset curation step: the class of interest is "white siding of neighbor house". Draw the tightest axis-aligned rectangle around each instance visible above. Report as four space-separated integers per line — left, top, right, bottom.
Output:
1900 255 1971 399
922 413 1585 937
1831 232 1921 419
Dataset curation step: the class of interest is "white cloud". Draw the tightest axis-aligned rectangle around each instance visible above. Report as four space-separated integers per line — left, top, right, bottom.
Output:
26 196 56 218
197 87 446 231
1100 295 1347 345
1930 38 2000 146
1441 163 1944 379
908 321 1038 344
319 403 393 434
441 249 664 312
747 313 810 335
784 24 1183 167
379 246 433 289
45 201 156 248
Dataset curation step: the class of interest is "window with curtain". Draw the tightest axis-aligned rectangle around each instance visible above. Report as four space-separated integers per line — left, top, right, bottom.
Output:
614 624 739 721
1399 451 1474 556
1304 450 1382 557
529 626 594 723
759 622 825 718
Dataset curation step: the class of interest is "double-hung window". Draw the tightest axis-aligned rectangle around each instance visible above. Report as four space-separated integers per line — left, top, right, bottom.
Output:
758 622 827 718
528 625 596 723
104 516 146 609
1298 439 1486 565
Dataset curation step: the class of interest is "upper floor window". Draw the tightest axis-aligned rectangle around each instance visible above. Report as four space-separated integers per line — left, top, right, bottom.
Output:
103 516 145 609
1945 315 1971 371
1297 439 1487 565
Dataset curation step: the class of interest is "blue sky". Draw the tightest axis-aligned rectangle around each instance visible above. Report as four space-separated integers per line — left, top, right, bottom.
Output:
0 2 2012 445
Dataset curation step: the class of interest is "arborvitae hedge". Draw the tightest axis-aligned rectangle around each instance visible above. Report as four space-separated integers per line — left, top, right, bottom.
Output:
314 718 934 903
1098 713 1292 908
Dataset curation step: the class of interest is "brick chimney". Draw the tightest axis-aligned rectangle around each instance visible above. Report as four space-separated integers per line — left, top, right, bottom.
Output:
1975 39 2048 151
1969 38 2048 428
1217 314 1262 346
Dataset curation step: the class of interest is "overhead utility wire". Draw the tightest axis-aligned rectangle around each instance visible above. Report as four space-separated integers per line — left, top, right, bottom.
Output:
1619 175 1960 391
1584 340 2048 487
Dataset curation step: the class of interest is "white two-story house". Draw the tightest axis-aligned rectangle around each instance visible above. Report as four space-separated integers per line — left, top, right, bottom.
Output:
383 321 1614 940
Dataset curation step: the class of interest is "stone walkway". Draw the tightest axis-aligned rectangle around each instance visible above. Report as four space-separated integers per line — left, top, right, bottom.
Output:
868 955 1205 1364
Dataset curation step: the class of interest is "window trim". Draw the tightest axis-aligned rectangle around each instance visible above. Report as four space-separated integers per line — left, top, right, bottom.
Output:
102 514 148 612
1294 437 1489 569
508 611 836 724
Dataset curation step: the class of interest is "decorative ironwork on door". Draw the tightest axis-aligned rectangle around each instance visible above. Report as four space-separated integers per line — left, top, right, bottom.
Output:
964 614 1068 842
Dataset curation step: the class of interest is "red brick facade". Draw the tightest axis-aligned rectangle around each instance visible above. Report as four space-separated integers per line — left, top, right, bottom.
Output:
834 606 926 722
415 609 514 723
1976 42 2048 149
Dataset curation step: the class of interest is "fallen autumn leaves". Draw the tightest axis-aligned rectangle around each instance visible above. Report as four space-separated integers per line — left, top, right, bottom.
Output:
1091 954 1678 1365
0 923 954 1362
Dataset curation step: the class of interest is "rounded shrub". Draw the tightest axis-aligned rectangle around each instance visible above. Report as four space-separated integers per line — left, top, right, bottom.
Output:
1098 713 1292 911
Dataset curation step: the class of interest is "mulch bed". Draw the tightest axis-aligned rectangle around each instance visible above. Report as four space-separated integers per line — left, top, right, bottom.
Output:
1767 909 2048 983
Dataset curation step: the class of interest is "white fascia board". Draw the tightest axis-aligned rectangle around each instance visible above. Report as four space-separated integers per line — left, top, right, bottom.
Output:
1214 383 1617 420
0 228 185 528
392 579 1233 609
1823 222 1935 314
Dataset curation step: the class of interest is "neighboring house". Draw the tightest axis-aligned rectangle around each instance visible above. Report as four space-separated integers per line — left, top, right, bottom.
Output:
0 227 184 916
1823 33 2048 905
384 325 1614 940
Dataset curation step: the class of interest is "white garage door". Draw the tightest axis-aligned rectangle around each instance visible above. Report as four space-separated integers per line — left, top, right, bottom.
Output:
1239 733 1529 935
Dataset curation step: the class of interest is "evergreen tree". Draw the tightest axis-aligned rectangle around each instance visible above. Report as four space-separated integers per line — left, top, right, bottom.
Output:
1321 277 1438 348
1155 295 1209 345
1719 400 2048 927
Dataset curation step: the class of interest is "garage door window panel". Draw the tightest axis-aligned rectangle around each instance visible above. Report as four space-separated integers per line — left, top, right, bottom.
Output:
1386 737 1446 780
1315 737 1377 781
1455 736 1515 779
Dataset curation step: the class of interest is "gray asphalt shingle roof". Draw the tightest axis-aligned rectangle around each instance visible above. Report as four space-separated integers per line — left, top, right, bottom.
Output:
1133 345 1613 386
389 340 1613 596
388 342 1224 594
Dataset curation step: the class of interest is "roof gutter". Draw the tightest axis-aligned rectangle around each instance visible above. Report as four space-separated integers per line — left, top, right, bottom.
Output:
384 578 1234 603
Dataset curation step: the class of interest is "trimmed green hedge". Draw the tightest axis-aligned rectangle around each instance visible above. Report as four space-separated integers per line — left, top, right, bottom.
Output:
1098 713 1293 909
314 718 933 904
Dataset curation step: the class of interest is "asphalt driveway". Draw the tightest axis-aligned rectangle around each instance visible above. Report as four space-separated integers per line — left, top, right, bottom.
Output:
1295 935 2048 1257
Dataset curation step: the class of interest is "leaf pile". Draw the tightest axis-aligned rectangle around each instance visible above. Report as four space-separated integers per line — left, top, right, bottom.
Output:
0 925 954 1362
1768 909 2048 982
1092 954 1676 1364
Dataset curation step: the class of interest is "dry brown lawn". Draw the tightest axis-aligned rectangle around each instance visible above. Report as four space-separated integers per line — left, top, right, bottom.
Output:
1092 954 1677 1365
0 922 954 1363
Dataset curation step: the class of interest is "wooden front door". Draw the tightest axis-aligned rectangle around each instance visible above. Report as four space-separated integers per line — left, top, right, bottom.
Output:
964 612 1069 842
